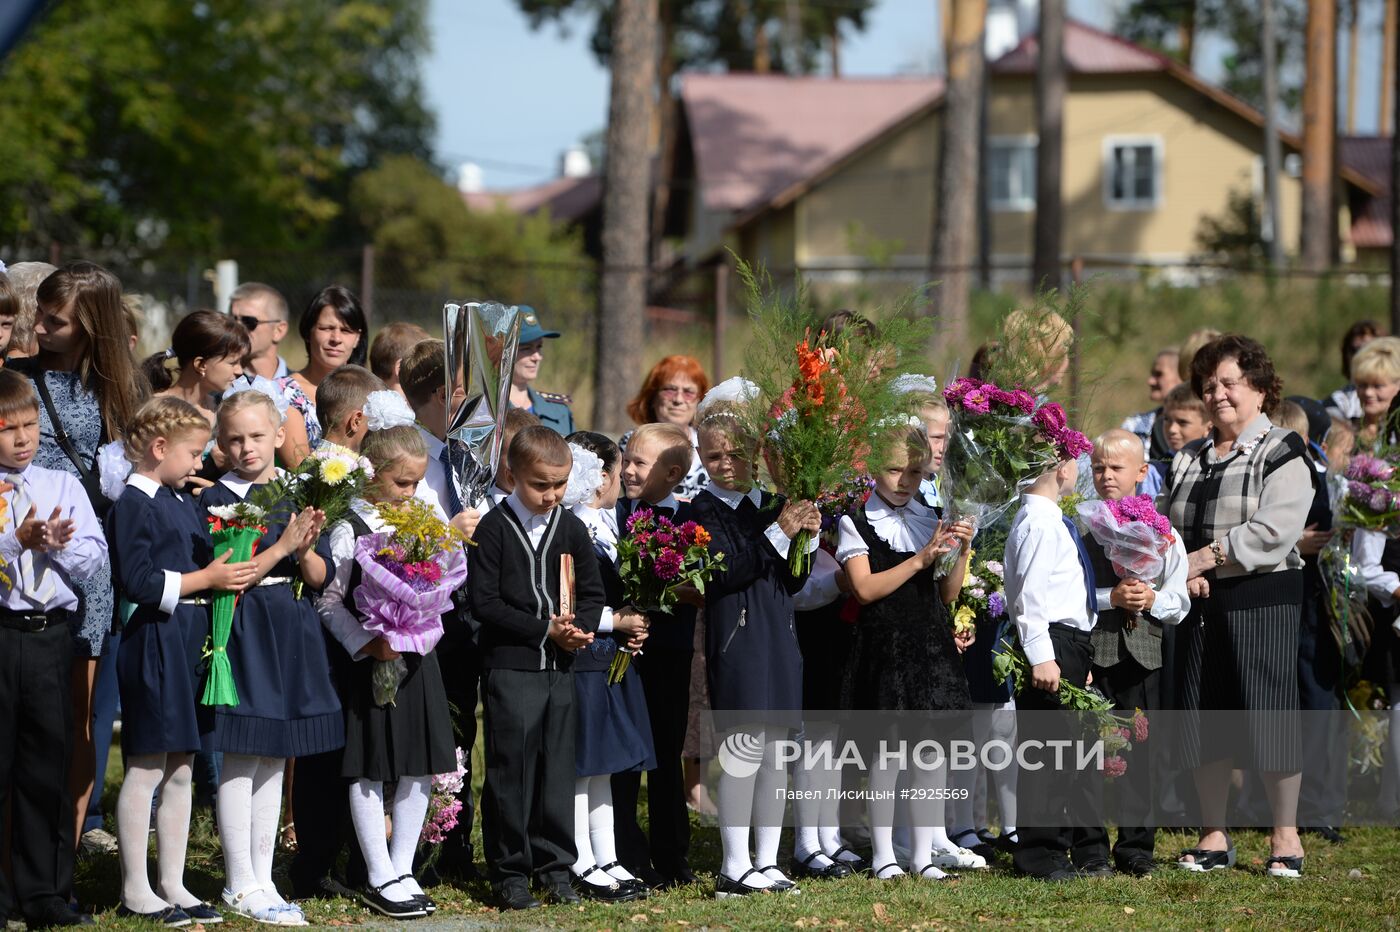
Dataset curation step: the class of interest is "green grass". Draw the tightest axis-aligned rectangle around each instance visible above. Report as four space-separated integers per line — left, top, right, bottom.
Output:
77 748 1400 930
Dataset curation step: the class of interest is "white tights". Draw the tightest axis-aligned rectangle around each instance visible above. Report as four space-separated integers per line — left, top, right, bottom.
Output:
217 754 287 914
349 777 432 903
118 753 198 913
571 775 635 882
717 727 789 889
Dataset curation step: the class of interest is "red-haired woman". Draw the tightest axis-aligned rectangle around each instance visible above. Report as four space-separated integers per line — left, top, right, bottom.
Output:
620 355 712 499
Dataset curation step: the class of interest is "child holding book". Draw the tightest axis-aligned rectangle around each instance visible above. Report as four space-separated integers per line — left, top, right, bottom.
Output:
469 426 605 910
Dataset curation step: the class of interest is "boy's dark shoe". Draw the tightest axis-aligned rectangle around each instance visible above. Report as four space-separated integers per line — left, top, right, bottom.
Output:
495 883 541 911
28 902 95 928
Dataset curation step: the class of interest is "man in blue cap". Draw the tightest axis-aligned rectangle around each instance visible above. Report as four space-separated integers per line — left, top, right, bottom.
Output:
507 306 575 436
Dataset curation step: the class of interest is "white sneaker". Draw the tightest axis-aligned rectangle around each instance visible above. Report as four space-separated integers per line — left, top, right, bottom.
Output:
930 846 988 870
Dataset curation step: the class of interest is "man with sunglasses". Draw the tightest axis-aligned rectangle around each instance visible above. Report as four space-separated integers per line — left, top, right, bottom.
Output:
507 306 575 436
229 282 290 380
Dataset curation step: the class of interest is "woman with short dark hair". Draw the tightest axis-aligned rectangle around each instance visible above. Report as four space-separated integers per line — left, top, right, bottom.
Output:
1162 334 1313 878
278 285 369 460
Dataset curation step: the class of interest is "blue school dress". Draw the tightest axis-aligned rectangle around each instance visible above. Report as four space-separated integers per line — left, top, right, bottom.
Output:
571 505 656 777
198 477 345 758
691 486 807 726
107 475 211 755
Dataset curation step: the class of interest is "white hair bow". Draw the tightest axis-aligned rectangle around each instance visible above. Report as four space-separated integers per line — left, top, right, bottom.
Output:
697 376 759 420
362 390 416 431
563 443 605 509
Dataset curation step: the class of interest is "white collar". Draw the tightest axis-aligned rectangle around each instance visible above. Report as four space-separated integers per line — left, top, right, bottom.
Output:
572 503 617 545
127 473 163 499
865 492 940 551
506 491 553 528
349 497 388 532
1 464 33 485
707 484 763 511
417 426 445 459
1020 492 1064 519
218 472 256 499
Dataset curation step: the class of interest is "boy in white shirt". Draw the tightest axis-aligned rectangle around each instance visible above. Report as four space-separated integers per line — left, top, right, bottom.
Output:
1003 456 1105 880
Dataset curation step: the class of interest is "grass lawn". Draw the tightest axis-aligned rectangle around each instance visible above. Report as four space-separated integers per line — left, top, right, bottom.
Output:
74 750 1400 930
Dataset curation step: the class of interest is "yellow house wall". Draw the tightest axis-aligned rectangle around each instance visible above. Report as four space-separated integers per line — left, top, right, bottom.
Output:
759 72 1305 269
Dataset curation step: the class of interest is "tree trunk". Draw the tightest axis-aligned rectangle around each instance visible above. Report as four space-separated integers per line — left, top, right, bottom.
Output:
930 0 987 354
1300 0 1336 273
830 19 841 76
650 2 678 266
594 0 658 435
1391 6 1400 332
1262 0 1285 267
1177 1 1196 69
1346 0 1361 134
1032 0 1066 291
1384 0 1397 134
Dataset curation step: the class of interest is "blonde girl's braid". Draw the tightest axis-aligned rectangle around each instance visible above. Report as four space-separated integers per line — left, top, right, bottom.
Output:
124 396 211 463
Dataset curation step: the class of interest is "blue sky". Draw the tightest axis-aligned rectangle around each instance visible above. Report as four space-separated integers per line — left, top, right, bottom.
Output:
422 0 1387 191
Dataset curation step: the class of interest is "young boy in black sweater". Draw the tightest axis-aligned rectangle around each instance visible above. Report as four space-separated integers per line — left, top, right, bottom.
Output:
470 426 605 910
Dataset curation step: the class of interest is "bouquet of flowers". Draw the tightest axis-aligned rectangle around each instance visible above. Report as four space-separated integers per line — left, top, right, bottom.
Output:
815 469 876 531
735 262 929 576
203 501 269 707
610 508 725 683
289 445 376 528
353 498 468 706
1076 495 1175 629
951 551 1007 638
1319 449 1400 667
937 377 1091 573
992 638 1149 779
420 746 468 846
0 478 13 589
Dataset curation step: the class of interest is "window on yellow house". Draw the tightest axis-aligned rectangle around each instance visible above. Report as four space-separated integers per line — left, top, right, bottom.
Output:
988 136 1037 212
1104 136 1163 210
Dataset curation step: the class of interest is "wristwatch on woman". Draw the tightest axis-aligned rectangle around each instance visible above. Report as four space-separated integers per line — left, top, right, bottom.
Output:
1209 539 1226 567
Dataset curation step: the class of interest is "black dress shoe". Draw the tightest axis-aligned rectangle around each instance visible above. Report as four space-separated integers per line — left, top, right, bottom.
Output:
828 845 870 874
1077 858 1116 878
790 851 853 880
115 905 192 927
572 867 641 903
756 866 799 893
496 884 541 911
546 881 582 905
1117 854 1155 877
714 868 770 899
28 904 96 928
358 882 428 919
595 862 650 897
1041 867 1081 883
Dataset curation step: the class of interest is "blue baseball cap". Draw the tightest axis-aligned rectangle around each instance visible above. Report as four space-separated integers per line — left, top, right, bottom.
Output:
517 306 560 344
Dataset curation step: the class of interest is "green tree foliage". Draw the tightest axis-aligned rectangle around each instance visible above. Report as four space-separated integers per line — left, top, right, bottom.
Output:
515 0 873 74
349 155 594 316
1117 0 1305 112
0 0 433 255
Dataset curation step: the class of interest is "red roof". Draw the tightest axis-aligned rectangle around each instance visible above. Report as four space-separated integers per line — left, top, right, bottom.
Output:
680 72 943 214
463 174 602 223
991 19 1177 75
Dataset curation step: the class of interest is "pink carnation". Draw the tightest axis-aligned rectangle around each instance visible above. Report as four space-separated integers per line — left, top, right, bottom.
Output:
1009 389 1037 414
1133 712 1149 743
1102 755 1128 779
1056 428 1093 460
944 377 982 404
1032 402 1068 435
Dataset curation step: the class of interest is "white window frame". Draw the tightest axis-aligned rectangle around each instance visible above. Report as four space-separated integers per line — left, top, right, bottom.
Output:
1102 135 1164 211
987 135 1038 212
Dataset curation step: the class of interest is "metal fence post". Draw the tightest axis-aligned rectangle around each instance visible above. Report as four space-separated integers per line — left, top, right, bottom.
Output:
361 243 376 323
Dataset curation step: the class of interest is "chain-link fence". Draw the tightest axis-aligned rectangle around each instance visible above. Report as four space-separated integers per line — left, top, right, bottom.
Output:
34 243 1394 434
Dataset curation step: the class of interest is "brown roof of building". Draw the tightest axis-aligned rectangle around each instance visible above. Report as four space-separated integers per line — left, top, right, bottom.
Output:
680 72 944 214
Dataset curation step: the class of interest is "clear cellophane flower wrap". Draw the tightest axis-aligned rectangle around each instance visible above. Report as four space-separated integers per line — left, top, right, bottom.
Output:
1076 497 1172 581
935 378 1090 575
1318 450 1400 669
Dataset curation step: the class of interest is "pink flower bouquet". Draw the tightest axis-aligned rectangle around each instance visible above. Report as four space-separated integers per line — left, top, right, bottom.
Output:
937 377 1092 572
1076 495 1175 582
353 499 468 706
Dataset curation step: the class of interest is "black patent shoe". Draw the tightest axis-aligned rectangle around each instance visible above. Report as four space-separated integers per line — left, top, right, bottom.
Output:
1117 854 1156 877
828 844 870 874
394 876 434 914
595 862 650 898
571 867 641 903
714 868 770 899
790 851 853 880
952 829 999 864
757 866 800 893
358 882 427 919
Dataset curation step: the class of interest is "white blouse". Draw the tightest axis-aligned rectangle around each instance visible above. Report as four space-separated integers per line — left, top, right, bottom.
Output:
571 502 618 632
835 494 940 564
316 498 385 662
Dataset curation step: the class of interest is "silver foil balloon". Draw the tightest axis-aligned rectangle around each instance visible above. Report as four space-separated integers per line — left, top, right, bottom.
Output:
444 301 522 509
